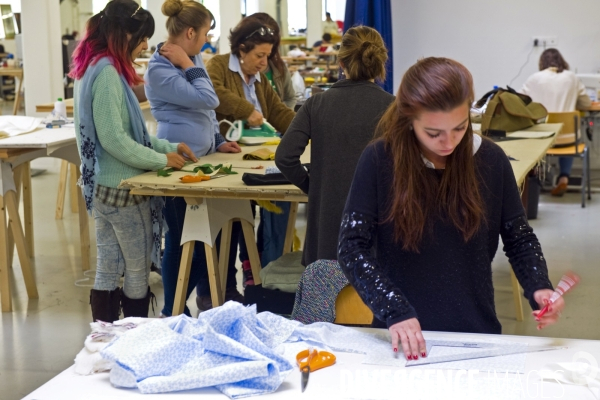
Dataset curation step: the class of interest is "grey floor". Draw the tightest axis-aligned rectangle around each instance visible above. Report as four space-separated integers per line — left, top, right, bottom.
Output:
2 100 600 399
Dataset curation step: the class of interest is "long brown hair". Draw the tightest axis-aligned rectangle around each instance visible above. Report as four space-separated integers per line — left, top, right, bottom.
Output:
538 48 569 73
377 57 485 252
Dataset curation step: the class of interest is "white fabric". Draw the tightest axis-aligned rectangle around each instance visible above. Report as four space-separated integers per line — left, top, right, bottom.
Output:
520 68 591 112
0 116 42 138
539 362 600 399
287 49 307 58
73 318 153 376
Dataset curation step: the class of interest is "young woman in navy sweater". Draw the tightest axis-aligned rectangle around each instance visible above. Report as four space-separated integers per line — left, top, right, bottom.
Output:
338 57 565 361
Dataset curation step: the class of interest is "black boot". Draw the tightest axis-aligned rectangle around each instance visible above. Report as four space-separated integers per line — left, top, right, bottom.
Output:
121 287 156 318
90 288 121 323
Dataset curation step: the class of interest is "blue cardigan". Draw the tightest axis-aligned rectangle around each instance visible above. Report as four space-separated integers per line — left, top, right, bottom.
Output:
144 45 225 157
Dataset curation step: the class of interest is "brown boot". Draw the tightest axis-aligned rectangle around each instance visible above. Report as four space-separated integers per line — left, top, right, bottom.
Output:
90 288 121 323
121 287 156 318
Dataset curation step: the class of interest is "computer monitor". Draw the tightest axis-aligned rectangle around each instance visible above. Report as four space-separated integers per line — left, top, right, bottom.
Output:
577 74 600 102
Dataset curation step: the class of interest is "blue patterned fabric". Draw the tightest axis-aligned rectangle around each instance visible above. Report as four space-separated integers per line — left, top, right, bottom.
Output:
185 67 210 82
76 57 165 266
100 302 389 397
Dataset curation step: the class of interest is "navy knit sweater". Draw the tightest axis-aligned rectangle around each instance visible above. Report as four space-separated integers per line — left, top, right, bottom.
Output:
338 138 553 334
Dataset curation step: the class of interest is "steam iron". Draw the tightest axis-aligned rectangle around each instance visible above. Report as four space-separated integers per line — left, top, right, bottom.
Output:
222 119 279 145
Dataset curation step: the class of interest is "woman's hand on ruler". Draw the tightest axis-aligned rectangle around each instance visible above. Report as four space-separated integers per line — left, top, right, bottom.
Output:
389 318 427 361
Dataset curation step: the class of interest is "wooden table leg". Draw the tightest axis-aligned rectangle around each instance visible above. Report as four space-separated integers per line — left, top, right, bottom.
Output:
6 164 22 268
0 192 12 312
240 219 262 285
510 269 524 321
75 170 90 271
12 75 23 116
218 219 233 295
5 190 38 299
22 162 34 256
172 241 195 315
282 202 299 255
55 160 68 220
69 163 79 213
205 242 223 308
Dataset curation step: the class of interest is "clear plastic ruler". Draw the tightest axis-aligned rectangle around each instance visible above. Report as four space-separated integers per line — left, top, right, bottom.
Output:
405 340 566 367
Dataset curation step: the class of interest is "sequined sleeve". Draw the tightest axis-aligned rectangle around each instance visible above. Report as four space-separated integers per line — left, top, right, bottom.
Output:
501 215 553 310
338 212 418 327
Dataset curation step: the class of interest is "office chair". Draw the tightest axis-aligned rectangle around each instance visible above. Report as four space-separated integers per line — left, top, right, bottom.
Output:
545 112 591 207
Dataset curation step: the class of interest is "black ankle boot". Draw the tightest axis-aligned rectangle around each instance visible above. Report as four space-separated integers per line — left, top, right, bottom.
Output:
90 288 121 323
121 287 156 318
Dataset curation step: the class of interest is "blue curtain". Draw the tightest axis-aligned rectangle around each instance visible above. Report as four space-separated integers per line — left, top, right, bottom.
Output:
344 0 394 94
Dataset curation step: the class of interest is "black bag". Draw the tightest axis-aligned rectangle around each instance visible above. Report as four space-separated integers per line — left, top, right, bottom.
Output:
243 284 296 315
242 164 310 186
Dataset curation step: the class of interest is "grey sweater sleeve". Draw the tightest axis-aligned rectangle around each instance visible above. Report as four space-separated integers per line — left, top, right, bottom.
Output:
275 100 311 193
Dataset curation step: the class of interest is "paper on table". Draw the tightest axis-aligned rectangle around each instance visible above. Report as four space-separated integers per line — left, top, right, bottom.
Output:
362 336 528 373
0 116 43 138
507 130 555 139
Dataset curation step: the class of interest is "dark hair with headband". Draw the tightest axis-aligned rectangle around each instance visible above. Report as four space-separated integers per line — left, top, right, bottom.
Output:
70 0 155 86
228 16 276 57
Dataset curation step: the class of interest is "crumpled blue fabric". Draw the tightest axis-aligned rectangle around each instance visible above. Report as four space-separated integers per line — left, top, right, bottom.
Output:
100 301 391 398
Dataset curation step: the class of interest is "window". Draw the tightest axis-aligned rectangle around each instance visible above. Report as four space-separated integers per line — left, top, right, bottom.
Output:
287 0 306 35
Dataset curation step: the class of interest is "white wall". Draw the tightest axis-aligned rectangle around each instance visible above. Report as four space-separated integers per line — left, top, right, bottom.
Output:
391 0 600 98
60 0 80 37
306 0 323 47
146 0 169 49
21 0 63 116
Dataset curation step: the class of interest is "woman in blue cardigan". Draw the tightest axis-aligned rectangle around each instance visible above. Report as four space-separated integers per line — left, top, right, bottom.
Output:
144 0 241 317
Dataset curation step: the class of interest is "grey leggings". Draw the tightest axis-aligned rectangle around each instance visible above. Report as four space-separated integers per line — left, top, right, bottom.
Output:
92 200 152 299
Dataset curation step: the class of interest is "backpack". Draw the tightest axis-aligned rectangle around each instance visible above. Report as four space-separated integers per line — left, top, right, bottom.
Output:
475 86 547 135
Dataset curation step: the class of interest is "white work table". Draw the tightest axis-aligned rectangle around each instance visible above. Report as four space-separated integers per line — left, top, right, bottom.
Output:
0 126 90 312
23 328 600 399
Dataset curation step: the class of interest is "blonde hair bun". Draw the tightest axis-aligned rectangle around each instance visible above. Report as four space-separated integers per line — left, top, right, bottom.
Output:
162 0 183 17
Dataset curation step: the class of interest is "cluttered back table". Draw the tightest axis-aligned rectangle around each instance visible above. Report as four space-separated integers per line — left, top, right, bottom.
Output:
120 145 309 314
35 97 151 115
120 144 309 202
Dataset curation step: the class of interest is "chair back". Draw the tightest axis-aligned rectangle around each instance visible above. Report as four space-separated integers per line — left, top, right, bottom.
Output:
546 111 581 150
334 285 373 325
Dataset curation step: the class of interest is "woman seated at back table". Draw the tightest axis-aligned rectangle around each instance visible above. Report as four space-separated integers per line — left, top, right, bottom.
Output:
520 48 591 196
338 57 565 361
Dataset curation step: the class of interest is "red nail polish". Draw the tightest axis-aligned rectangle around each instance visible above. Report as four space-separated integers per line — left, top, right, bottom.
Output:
393 348 397 352
414 355 418 360
407 355 412 360
422 352 426 357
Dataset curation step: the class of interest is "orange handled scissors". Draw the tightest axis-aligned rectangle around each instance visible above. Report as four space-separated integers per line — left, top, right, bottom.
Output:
296 348 336 392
